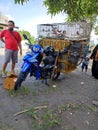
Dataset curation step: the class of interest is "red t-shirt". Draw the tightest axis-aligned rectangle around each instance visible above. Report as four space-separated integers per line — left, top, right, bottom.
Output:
0 29 22 50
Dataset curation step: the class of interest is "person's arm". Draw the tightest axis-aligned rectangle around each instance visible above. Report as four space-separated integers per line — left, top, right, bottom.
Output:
0 30 5 44
18 43 22 55
17 32 22 55
0 38 5 43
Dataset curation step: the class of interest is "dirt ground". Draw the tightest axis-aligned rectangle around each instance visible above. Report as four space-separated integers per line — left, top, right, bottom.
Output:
0 49 98 130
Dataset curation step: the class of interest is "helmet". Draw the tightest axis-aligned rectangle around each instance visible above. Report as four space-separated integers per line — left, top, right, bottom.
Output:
43 46 54 56
32 44 42 53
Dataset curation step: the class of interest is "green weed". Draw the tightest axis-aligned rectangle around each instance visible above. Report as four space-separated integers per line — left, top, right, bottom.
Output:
57 103 81 114
9 85 30 96
28 108 61 130
87 105 98 113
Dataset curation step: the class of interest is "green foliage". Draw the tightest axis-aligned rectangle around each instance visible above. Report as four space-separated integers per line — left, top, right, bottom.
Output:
44 0 98 22
9 86 30 96
14 0 29 4
14 0 98 25
19 30 35 44
28 108 61 130
14 0 98 33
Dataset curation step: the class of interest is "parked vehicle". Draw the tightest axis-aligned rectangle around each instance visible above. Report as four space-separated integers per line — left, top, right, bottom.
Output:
14 22 92 90
14 34 60 90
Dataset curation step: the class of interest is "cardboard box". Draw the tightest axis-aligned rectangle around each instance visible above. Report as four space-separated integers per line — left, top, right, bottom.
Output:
3 74 17 90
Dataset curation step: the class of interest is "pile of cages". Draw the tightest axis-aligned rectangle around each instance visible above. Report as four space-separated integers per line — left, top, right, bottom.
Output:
37 22 92 73
37 22 91 41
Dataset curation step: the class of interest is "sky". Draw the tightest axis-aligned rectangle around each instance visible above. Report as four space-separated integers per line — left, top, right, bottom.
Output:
0 0 66 37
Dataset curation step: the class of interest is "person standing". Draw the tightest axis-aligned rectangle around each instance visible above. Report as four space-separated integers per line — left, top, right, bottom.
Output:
90 44 98 79
81 55 90 73
91 44 98 105
0 20 22 78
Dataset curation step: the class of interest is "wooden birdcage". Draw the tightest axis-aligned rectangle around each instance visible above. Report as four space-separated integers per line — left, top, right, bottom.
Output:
38 22 91 73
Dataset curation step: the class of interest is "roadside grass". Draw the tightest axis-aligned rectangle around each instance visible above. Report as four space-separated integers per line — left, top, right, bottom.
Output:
3 81 98 130
57 102 81 114
8 83 98 115
8 80 61 98
27 103 82 130
9 85 30 96
86 105 98 113
57 102 98 114
28 107 62 130
57 102 98 116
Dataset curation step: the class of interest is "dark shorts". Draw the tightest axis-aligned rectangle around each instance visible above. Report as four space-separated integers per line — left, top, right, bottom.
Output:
81 62 88 70
4 49 18 63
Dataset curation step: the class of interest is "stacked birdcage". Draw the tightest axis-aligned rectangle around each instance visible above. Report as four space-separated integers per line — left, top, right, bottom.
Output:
37 22 92 74
37 22 92 41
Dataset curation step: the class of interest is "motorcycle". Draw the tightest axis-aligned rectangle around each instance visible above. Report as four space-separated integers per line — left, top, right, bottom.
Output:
14 34 60 91
39 45 60 84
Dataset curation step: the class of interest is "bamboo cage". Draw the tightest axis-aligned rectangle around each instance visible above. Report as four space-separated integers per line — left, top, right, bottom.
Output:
37 22 92 73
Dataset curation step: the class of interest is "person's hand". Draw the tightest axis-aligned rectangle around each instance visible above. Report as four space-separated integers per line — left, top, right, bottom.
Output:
90 55 93 59
20 50 22 55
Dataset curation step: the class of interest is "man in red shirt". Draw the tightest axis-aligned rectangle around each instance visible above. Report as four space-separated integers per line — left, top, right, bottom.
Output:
0 20 22 77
